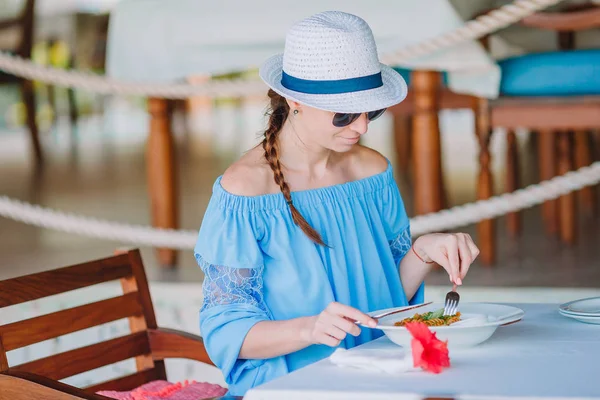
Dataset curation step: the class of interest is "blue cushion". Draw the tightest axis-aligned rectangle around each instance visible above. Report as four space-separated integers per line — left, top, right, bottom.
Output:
499 49 600 96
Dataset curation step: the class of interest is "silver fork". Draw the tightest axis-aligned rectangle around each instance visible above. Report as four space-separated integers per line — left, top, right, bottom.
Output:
443 283 460 316
370 301 433 320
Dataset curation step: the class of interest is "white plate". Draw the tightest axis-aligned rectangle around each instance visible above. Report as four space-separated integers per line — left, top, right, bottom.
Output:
364 302 524 349
559 297 600 317
558 309 600 325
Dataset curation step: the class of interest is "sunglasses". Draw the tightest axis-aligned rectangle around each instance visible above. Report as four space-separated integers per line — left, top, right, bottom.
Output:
332 108 386 128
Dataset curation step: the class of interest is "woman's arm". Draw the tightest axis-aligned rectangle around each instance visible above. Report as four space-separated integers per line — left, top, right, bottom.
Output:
239 302 377 359
238 317 313 359
398 242 436 300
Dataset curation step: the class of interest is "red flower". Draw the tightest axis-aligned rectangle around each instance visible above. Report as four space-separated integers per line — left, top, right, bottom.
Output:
405 322 450 373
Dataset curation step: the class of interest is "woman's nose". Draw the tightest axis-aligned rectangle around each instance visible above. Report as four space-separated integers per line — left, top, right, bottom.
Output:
350 113 369 135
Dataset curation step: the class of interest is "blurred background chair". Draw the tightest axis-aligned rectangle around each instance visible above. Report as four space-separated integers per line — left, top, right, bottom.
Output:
476 2 600 262
387 3 600 265
0 0 79 167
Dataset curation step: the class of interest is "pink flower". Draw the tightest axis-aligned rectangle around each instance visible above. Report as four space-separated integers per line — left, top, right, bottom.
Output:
405 322 450 373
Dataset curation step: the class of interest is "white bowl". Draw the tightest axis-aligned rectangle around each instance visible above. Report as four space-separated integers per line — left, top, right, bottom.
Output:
366 302 524 350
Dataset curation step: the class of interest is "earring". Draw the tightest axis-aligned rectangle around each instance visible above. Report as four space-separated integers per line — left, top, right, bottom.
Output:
293 109 299 115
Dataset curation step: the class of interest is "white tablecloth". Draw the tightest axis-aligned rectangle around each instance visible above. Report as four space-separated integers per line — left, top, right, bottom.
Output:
244 303 600 400
106 0 500 97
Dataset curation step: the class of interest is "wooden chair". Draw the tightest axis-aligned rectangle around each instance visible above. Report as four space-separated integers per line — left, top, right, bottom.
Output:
0 249 231 400
0 0 80 166
475 3 600 263
391 4 600 266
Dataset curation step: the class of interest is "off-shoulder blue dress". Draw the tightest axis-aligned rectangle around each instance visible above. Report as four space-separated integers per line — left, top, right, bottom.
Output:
194 161 424 396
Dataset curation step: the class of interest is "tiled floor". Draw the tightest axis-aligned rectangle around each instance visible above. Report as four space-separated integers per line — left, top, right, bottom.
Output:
0 99 599 291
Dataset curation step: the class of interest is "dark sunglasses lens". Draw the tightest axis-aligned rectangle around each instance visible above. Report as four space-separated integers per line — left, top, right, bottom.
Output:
332 113 360 127
367 108 386 121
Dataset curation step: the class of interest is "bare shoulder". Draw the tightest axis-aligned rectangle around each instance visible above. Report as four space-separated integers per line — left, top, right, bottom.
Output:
343 145 390 180
220 147 276 196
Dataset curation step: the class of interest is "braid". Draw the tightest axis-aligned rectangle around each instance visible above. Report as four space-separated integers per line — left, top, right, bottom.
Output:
262 89 325 246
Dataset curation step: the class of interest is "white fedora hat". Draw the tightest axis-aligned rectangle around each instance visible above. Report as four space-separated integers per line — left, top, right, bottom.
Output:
259 11 408 114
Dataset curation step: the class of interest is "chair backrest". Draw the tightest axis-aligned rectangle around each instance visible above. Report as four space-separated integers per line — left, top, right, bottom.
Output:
474 3 600 51
519 3 600 34
0 0 35 57
0 249 168 393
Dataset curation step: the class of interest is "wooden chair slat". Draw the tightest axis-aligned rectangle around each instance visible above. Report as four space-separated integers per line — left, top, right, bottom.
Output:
1 292 143 351
9 331 150 381
492 103 600 130
0 254 133 307
84 369 161 393
520 6 600 31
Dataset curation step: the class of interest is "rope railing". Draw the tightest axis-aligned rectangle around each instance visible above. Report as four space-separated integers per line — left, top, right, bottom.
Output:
1 161 599 249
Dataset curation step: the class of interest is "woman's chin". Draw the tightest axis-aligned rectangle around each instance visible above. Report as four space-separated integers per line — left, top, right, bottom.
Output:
331 137 360 152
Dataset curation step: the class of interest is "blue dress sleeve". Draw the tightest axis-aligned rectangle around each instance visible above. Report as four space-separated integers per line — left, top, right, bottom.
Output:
379 179 425 304
195 194 287 394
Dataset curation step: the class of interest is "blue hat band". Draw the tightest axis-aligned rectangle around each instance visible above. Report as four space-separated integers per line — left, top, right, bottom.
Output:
281 71 383 95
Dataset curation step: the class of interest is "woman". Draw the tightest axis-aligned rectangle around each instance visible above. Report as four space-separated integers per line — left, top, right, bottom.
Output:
195 11 479 396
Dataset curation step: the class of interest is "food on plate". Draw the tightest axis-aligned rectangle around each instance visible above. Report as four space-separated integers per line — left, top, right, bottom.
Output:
394 308 461 327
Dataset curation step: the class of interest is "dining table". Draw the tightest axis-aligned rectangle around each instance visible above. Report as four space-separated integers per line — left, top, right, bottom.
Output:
243 303 599 400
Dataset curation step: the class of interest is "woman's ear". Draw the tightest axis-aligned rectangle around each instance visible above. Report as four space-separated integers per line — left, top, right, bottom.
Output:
285 98 302 111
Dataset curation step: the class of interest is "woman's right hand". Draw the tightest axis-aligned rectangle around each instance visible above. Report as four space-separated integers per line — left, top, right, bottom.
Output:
302 302 378 347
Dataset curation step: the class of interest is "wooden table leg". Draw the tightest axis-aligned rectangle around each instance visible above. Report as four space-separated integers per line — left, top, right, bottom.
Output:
148 98 178 267
411 70 443 216
473 98 495 265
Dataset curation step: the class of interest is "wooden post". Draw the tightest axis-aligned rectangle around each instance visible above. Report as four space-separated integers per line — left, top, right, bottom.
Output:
474 97 495 265
147 98 178 267
411 70 443 216
505 129 521 237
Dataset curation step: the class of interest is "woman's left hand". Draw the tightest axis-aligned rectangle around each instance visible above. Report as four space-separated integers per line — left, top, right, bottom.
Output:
412 233 479 285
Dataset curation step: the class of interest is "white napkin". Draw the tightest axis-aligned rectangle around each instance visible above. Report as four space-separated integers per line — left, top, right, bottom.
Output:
329 347 419 374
